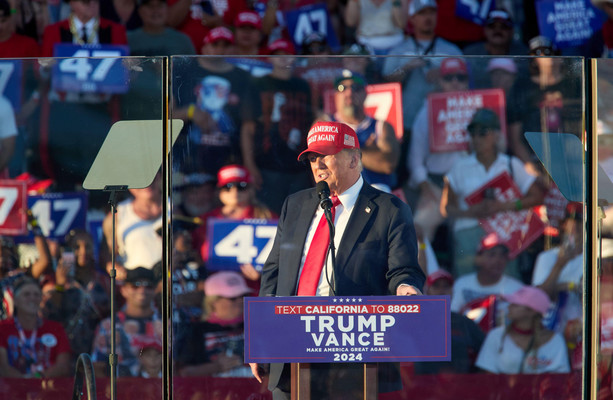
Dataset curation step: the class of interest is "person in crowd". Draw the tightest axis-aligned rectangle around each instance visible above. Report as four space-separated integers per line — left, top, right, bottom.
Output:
249 121 424 399
463 9 527 89
0 276 71 378
175 171 218 220
102 171 162 280
382 0 462 141
531 203 583 337
42 229 110 363
232 10 265 56
440 108 544 277
486 57 518 96
414 269 485 374
451 232 525 329
101 0 142 30
173 27 257 176
340 42 381 84
242 38 313 215
300 31 331 56
91 267 161 377
177 271 253 377
408 57 470 243
463 9 527 57
191 164 275 291
343 0 407 56
0 215 53 321
13 0 50 42
166 0 248 50
476 286 571 374
38 0 127 192
0 0 39 58
328 69 400 192
506 36 582 175
127 0 195 56
134 336 162 377
587 0 613 57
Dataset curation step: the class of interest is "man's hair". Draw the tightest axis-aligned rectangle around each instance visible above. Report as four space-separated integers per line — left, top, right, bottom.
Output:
342 148 363 173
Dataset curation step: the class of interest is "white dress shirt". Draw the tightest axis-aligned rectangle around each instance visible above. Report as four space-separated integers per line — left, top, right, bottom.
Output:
297 176 364 296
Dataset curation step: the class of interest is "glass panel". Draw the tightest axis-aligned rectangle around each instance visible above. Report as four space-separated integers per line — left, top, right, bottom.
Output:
596 59 613 399
170 54 585 399
0 56 165 398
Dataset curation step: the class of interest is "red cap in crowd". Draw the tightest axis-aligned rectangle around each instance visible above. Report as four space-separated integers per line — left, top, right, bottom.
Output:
440 57 468 76
297 121 360 161
426 269 454 287
477 232 508 253
235 11 262 29
217 164 252 187
204 27 234 45
267 38 296 55
133 336 163 353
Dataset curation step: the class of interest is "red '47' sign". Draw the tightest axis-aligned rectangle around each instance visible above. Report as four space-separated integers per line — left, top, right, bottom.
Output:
465 172 544 258
428 88 506 153
0 180 27 235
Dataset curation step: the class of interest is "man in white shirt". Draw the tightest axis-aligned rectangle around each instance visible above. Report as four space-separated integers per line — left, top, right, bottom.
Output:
452 232 524 328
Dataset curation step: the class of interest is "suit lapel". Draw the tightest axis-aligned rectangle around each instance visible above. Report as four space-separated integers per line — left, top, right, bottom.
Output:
335 184 378 268
286 190 319 291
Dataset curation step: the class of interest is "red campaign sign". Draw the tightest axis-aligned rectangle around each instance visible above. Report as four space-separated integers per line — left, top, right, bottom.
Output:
0 180 27 235
464 172 545 258
427 88 506 153
323 82 404 140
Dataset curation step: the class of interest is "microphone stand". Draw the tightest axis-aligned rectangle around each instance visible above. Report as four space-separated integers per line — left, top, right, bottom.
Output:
322 204 337 295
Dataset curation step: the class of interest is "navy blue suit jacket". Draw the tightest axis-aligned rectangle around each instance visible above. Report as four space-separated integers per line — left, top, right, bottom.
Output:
259 181 425 391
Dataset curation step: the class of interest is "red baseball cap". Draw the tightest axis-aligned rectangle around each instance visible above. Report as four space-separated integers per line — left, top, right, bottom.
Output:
426 269 454 287
297 121 360 161
440 57 468 76
235 11 262 29
267 38 296 55
217 164 252 187
203 27 234 45
477 232 508 253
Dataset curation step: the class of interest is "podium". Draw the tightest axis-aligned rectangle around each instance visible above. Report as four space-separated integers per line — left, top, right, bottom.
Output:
244 295 451 399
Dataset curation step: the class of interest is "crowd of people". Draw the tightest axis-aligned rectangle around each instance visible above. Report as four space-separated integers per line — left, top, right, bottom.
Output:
0 0 608 396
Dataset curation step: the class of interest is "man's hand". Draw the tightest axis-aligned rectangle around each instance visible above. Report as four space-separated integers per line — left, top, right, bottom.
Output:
396 284 422 296
250 363 263 383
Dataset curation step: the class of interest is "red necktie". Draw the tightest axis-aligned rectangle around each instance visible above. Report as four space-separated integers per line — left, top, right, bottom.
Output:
297 196 341 296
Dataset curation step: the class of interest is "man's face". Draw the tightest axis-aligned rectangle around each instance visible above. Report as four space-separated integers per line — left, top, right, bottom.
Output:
439 72 469 92
138 0 168 29
121 280 156 308
201 40 232 56
489 69 515 93
235 25 261 48
476 246 508 280
70 0 100 23
427 279 452 296
410 7 437 36
269 51 295 70
308 150 359 196
334 78 366 118
484 20 513 47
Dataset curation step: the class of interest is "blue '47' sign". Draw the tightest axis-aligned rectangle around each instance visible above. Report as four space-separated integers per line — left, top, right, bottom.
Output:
208 219 277 272
26 192 87 241
52 44 129 93
455 0 495 25
285 3 340 53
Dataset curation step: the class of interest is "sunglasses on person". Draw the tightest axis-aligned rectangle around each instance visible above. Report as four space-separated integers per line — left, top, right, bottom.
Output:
531 47 554 56
336 82 365 93
221 181 249 191
442 74 468 83
129 280 155 288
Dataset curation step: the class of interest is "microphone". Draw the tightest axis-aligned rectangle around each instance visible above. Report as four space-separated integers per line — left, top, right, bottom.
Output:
316 181 332 211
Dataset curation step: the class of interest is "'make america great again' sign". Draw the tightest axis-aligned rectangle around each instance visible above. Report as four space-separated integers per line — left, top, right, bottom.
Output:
244 296 450 363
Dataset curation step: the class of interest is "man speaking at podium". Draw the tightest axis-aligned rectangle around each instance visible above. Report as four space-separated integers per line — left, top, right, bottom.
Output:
249 121 425 399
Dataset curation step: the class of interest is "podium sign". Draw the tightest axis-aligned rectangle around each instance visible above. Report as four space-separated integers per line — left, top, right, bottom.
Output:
244 295 450 363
